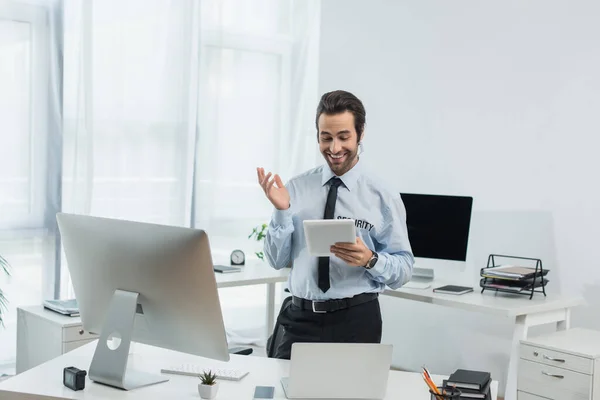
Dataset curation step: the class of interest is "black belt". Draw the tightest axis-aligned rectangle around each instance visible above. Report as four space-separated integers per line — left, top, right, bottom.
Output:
292 293 378 313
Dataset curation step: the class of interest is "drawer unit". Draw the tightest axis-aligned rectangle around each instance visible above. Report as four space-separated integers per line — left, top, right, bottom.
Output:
518 328 600 400
17 306 99 373
518 358 591 400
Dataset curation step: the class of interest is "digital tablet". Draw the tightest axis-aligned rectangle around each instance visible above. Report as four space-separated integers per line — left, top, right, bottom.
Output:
303 219 356 257
213 265 242 273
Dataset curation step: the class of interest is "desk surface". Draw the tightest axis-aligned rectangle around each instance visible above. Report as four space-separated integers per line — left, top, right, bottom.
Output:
16 263 287 328
214 262 288 288
384 281 584 317
231 264 584 317
0 341 498 400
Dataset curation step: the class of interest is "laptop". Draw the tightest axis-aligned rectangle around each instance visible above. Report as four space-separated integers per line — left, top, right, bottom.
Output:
281 343 393 399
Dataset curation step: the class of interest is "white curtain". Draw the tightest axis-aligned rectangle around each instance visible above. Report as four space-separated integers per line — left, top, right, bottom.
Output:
60 0 321 344
0 0 63 368
194 0 321 252
62 0 196 225
191 0 321 344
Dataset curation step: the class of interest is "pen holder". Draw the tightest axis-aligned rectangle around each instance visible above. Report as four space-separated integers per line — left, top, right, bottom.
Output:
430 387 461 400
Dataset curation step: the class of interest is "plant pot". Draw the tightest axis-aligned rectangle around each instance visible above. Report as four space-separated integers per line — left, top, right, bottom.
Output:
198 382 219 399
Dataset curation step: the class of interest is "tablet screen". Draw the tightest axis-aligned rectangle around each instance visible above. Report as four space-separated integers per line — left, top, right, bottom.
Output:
303 219 356 257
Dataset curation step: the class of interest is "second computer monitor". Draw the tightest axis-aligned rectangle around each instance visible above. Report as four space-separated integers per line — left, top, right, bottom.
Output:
400 193 473 262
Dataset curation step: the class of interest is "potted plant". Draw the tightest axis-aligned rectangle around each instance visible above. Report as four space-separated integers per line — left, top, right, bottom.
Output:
197 370 219 399
248 223 268 261
0 255 10 327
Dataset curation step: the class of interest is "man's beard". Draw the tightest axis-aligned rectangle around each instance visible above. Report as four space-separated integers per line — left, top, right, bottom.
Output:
325 149 358 175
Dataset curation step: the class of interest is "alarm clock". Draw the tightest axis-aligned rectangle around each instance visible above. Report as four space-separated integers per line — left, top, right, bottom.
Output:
230 249 245 266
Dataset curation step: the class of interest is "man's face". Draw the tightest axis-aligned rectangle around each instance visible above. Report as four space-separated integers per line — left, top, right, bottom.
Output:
318 111 360 176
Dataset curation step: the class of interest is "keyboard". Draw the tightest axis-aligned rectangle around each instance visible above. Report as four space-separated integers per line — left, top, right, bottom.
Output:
160 364 249 381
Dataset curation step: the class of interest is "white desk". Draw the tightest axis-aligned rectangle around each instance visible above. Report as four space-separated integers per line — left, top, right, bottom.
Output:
0 341 499 399
15 263 581 400
383 282 584 400
214 262 289 337
239 265 583 400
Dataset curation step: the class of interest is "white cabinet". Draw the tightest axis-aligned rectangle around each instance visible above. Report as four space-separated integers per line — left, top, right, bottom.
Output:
518 328 600 400
16 306 98 374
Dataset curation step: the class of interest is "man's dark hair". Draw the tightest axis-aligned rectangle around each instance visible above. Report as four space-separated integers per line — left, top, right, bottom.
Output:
315 90 366 141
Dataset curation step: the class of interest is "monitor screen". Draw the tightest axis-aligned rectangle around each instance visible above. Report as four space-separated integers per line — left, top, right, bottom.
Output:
400 193 473 262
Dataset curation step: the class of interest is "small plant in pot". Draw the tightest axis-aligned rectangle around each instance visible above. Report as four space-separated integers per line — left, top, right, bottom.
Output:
198 370 219 399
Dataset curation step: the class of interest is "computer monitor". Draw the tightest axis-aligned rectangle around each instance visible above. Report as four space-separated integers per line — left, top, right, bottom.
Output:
56 212 230 391
399 193 473 284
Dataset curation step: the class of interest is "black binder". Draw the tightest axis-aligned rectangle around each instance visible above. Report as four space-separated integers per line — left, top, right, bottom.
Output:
446 369 491 390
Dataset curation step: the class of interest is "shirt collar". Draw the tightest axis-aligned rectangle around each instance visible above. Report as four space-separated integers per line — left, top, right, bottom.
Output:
321 157 362 191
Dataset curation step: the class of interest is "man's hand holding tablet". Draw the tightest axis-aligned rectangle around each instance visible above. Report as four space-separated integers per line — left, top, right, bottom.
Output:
330 235 374 267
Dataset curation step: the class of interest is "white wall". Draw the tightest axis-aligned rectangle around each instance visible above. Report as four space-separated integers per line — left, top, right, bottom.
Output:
319 0 600 396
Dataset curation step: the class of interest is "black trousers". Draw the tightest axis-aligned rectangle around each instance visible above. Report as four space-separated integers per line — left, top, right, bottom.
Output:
271 296 382 360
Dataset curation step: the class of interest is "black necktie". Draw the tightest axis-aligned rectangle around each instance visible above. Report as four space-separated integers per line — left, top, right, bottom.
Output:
318 177 343 293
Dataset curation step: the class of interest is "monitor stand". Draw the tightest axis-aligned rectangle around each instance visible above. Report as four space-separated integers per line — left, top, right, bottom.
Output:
403 266 434 289
88 289 169 390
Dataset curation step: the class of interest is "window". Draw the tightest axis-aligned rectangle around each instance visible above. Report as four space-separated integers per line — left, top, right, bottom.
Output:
0 1 53 369
57 0 320 342
193 1 307 331
62 0 194 227
194 0 294 258
0 4 48 229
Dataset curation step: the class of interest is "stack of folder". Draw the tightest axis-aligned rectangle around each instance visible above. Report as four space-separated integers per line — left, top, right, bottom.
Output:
479 265 549 294
443 369 492 399
43 298 80 317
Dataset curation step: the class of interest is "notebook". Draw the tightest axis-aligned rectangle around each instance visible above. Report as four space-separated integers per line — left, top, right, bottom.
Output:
446 369 491 391
443 378 491 399
432 285 473 295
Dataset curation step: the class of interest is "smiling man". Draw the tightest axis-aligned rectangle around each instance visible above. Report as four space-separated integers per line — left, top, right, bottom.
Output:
257 90 414 359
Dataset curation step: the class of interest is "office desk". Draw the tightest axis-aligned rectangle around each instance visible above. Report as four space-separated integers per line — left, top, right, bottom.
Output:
214 262 288 337
0 341 499 399
383 282 584 400
235 265 582 400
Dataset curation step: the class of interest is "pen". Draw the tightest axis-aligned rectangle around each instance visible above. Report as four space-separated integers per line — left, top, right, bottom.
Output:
421 375 435 392
423 366 445 398
422 366 433 381
421 367 438 390
421 371 443 400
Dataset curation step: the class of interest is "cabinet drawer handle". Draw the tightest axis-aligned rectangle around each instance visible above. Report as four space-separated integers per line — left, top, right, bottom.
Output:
542 371 564 379
543 355 565 363
79 329 84 335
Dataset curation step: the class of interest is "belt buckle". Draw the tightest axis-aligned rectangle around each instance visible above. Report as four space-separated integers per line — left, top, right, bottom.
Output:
311 301 327 313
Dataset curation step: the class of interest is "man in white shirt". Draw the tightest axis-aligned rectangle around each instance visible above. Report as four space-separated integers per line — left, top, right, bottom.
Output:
257 90 414 359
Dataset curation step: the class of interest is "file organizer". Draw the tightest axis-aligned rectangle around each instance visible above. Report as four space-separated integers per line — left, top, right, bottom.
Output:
480 254 548 299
